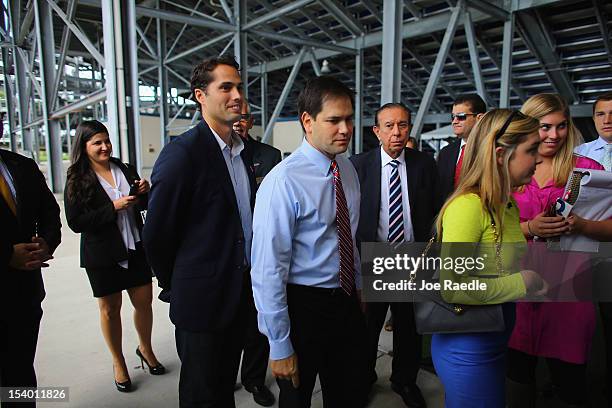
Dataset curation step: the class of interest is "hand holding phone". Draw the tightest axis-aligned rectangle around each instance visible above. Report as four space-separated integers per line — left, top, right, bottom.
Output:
129 180 140 196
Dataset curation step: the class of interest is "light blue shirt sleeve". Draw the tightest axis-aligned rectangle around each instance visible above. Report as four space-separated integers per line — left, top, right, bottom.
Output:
251 171 297 360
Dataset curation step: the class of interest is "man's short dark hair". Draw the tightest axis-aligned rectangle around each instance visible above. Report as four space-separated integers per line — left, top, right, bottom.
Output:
593 92 612 114
374 102 411 126
190 55 240 102
297 76 354 131
453 94 486 114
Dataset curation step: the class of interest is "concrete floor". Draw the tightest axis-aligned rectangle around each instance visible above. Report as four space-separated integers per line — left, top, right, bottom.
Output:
34 199 445 408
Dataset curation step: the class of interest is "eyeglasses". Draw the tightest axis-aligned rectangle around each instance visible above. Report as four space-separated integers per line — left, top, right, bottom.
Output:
494 110 527 141
451 113 478 121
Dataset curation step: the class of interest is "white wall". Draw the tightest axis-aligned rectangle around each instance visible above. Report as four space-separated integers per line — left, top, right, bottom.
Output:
138 116 304 178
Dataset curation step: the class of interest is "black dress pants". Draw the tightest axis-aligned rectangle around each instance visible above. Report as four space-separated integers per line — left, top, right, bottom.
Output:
278 284 369 408
365 302 421 386
240 300 269 387
0 304 43 408
175 280 251 408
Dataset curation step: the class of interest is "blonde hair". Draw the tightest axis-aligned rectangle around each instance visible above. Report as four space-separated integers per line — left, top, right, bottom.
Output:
435 109 540 237
520 93 583 186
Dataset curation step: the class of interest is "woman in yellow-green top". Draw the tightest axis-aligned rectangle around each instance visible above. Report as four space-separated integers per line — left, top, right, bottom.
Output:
431 109 548 408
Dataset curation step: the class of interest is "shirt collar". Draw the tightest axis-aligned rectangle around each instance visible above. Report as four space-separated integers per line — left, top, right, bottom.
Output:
594 136 611 150
380 147 406 168
300 138 335 176
211 126 245 155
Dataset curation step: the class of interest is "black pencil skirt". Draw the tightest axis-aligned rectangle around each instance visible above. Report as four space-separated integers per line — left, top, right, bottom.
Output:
85 242 152 298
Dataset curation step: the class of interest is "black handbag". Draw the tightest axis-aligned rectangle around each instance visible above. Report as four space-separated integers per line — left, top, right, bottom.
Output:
412 208 505 334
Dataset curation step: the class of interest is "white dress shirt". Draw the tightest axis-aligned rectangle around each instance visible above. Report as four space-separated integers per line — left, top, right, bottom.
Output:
96 163 141 269
377 148 414 243
575 136 612 170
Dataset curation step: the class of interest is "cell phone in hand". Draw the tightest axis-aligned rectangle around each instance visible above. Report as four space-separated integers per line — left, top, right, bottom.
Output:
129 181 140 196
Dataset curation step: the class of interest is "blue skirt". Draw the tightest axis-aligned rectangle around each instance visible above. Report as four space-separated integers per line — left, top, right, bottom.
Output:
431 303 515 408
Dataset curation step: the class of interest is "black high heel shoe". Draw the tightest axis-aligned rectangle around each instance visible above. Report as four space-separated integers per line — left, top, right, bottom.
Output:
136 347 166 375
113 366 132 393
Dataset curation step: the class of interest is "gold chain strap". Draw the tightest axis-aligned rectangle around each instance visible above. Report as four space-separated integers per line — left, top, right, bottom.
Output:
489 210 504 276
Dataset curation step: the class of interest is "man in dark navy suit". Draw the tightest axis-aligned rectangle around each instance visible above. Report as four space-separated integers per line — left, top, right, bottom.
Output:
437 94 486 201
232 100 280 407
351 103 439 408
1 147 61 408
143 55 256 408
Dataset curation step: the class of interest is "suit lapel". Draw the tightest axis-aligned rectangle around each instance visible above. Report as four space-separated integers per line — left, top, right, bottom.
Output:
1 152 24 223
365 149 382 236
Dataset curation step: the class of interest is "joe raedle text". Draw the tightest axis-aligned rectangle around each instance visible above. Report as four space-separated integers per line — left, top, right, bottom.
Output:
372 279 488 292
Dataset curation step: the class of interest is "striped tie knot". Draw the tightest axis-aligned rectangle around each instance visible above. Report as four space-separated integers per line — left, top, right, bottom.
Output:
389 159 400 169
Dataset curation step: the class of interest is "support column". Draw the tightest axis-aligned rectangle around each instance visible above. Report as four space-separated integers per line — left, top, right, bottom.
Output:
10 0 32 154
380 0 403 104
101 0 121 155
260 64 268 130
499 0 515 108
234 0 248 97
34 0 63 191
157 1 169 146
354 40 364 155
127 0 142 171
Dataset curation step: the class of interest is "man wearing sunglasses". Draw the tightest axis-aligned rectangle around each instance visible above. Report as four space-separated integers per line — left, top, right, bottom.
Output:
232 99 281 407
437 94 486 200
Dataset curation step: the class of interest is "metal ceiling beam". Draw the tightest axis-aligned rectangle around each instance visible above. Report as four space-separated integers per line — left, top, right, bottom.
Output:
262 47 306 144
250 8 491 74
318 0 364 37
466 0 508 20
47 0 105 66
136 24 158 58
412 0 462 138
17 4 34 46
165 32 233 64
299 8 338 42
249 28 358 55
516 9 579 102
136 5 236 32
243 0 313 30
361 0 383 25
403 0 422 19
403 44 458 101
166 0 204 58
50 88 107 119
592 0 612 65
308 48 321 76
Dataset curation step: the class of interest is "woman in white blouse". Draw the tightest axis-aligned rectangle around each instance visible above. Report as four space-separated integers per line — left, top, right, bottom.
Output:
65 120 164 393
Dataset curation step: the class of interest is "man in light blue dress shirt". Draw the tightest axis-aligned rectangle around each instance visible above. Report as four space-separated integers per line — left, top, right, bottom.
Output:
251 76 368 407
575 92 612 396
575 92 612 170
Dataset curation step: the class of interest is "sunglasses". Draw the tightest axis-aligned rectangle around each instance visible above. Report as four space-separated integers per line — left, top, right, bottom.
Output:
495 110 527 141
240 114 252 121
451 113 478 121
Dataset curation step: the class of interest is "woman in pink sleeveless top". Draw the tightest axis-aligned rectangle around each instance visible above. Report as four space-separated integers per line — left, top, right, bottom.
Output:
507 93 604 407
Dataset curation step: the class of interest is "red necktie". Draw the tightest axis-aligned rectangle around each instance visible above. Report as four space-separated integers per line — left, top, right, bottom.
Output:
454 145 465 188
331 160 355 295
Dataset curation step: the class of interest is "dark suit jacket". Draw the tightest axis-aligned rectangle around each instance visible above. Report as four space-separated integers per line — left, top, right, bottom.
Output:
350 147 440 245
143 120 256 332
437 139 462 202
245 135 281 187
64 158 146 269
0 149 61 307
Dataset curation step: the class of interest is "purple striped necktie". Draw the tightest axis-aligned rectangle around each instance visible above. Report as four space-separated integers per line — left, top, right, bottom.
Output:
331 160 355 295
388 160 405 243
